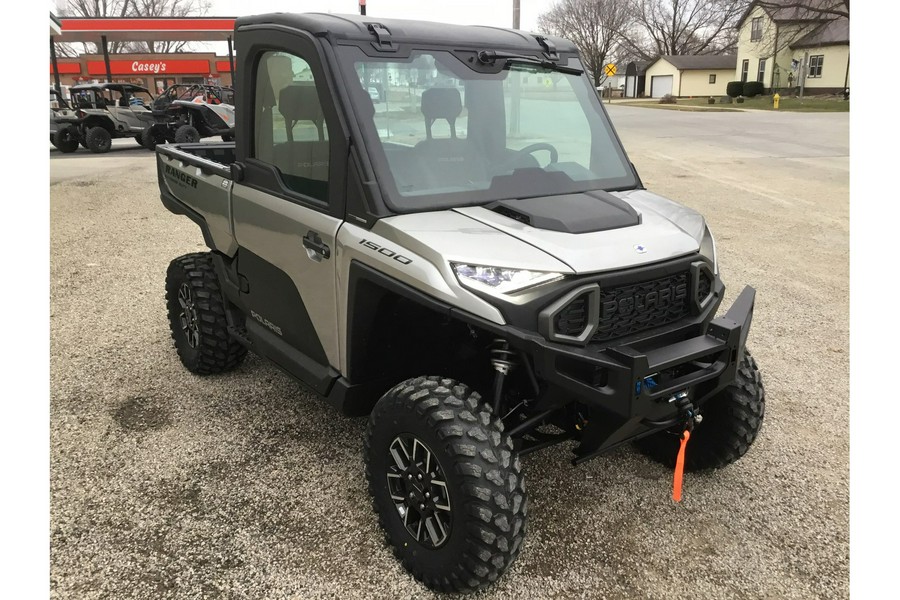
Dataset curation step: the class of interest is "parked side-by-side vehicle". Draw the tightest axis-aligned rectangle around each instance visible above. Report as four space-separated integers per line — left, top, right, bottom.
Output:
155 13 765 594
52 83 154 153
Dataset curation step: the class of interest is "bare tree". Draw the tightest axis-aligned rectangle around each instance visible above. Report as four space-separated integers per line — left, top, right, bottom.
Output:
626 0 748 57
754 0 848 19
128 0 211 53
55 0 209 55
537 0 634 85
59 1 132 54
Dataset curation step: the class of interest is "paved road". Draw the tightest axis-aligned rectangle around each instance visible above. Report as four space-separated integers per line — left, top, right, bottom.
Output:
50 107 848 599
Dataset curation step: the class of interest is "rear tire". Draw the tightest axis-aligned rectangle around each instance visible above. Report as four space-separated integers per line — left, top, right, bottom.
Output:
221 132 234 142
53 125 79 153
365 376 527 593
165 252 246 375
634 350 765 471
85 126 112 153
174 124 200 143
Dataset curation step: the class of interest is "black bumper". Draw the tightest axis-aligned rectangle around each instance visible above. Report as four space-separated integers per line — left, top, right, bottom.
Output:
454 285 756 461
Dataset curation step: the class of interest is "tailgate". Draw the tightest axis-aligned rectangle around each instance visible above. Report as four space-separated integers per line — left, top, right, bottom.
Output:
156 144 237 255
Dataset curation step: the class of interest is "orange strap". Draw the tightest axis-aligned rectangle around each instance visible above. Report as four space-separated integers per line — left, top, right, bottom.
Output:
672 430 691 502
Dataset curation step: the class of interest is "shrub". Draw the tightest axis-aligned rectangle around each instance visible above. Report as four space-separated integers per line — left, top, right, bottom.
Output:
726 81 743 98
743 81 765 97
707 96 716 104
659 94 677 104
736 96 745 103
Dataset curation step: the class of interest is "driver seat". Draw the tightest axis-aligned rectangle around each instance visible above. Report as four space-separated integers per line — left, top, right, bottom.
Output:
413 88 486 190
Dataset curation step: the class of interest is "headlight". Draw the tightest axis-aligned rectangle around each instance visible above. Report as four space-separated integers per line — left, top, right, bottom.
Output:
699 225 718 274
451 263 563 296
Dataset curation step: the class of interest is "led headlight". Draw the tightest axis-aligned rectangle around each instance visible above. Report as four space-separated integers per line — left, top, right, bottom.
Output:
451 263 563 296
699 225 718 274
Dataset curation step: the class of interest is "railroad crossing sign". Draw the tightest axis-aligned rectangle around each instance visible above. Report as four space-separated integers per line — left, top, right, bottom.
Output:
604 63 617 77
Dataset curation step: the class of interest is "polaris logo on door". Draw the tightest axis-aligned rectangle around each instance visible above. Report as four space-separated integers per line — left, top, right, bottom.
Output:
602 283 687 317
250 310 283 336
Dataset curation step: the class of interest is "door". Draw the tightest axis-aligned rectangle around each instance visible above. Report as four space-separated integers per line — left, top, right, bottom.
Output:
625 76 635 98
230 44 347 391
650 75 673 98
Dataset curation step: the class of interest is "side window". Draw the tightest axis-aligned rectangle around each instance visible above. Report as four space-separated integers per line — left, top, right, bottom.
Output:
254 51 330 202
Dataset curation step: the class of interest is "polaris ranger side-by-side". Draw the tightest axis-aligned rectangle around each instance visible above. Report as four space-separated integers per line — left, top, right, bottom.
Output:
156 13 764 593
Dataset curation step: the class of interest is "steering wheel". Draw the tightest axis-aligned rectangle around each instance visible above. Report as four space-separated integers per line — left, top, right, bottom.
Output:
497 142 559 172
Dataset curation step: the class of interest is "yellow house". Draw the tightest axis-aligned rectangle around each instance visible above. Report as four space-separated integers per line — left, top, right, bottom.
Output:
735 0 849 93
643 55 737 98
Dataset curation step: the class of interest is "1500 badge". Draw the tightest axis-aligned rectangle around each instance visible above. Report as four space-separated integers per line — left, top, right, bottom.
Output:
358 239 413 265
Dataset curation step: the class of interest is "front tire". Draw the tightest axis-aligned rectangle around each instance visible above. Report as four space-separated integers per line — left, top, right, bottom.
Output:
635 350 765 471
85 126 112 153
141 126 164 150
165 253 246 375
365 376 527 593
174 124 200 143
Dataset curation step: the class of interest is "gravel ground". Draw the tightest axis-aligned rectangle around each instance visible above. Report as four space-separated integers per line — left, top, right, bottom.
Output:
50 107 849 599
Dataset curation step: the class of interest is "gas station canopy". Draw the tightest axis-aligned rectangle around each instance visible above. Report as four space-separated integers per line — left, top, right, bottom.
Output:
50 16 240 90
53 17 237 43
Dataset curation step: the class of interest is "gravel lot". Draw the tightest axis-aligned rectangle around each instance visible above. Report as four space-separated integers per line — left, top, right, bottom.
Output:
50 107 849 599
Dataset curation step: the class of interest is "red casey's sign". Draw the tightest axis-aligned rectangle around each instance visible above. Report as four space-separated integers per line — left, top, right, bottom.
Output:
86 59 213 76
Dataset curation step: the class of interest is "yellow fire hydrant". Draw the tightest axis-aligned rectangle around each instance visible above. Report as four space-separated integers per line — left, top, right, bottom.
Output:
773 93 781 109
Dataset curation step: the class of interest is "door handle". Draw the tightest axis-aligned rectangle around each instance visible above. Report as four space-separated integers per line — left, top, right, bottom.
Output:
302 231 331 260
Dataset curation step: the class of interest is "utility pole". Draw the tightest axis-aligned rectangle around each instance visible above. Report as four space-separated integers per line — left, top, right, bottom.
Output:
513 0 520 29
360 0 366 16
799 50 808 98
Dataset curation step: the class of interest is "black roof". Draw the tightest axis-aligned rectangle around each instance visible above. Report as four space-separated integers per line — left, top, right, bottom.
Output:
71 83 151 94
791 17 849 48
236 12 578 54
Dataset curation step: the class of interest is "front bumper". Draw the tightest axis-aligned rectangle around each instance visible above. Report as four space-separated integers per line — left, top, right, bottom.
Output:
455 285 756 461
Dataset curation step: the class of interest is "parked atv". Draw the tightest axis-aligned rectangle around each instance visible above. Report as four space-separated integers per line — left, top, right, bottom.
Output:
140 84 235 150
50 87 80 153
52 83 154 153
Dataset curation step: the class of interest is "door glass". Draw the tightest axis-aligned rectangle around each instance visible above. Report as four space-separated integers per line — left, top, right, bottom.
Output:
254 51 330 202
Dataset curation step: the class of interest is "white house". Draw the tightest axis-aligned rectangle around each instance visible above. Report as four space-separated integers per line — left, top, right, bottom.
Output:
735 0 849 93
643 55 737 98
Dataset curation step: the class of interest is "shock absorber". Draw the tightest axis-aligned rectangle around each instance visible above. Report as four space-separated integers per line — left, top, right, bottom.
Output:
490 339 517 415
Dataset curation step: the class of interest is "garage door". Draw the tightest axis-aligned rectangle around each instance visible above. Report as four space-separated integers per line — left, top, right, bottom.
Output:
650 75 673 98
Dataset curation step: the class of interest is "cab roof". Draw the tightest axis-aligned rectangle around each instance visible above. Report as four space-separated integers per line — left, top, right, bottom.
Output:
71 83 151 94
236 12 578 55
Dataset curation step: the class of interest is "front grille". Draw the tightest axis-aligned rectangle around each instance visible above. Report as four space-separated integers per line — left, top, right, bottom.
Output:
591 271 691 343
555 293 589 336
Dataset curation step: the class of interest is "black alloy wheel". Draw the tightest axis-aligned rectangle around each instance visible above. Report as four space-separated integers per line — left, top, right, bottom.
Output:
386 434 452 548
177 282 200 349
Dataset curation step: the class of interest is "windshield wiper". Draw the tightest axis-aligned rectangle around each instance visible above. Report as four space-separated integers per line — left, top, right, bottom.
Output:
477 50 583 76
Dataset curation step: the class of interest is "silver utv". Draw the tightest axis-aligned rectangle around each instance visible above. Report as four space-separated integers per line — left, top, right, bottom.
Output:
157 13 765 595
53 83 154 153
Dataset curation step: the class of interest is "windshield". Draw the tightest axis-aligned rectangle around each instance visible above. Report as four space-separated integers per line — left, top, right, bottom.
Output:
338 47 637 212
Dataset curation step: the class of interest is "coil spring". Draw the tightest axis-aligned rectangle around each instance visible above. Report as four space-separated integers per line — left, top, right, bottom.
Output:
490 339 517 375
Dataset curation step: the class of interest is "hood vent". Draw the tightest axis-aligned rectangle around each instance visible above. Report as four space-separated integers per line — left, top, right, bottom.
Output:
487 191 640 234
491 205 531 225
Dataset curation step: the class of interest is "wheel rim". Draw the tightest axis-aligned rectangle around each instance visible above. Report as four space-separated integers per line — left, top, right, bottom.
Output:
177 283 200 348
386 435 451 548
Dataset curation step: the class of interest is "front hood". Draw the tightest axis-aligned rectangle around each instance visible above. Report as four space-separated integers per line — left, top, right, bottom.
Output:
454 190 705 274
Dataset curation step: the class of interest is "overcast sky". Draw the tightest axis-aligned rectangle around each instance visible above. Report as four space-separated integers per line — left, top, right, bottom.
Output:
186 1 557 54
210 1 556 31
